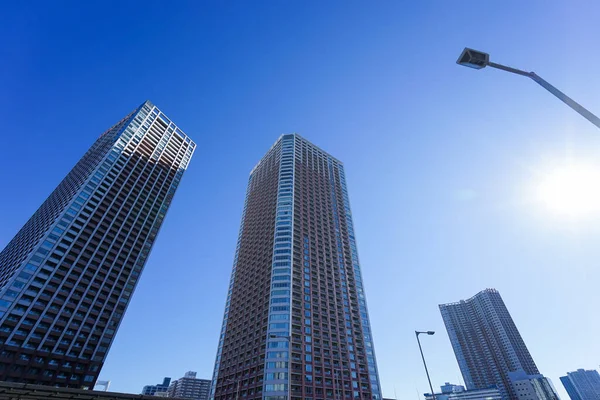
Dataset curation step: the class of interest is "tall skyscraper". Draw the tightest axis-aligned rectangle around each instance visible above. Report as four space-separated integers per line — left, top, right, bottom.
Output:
168 371 210 400
439 289 539 400
560 369 600 400
0 101 195 388
210 134 381 400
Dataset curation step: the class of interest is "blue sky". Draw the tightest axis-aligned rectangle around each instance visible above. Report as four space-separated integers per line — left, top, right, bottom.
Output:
1 1 600 398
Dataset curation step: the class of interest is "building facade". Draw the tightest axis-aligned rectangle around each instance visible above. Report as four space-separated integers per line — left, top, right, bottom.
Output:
210 134 382 400
142 377 172 396
0 101 195 388
424 382 502 400
439 289 539 400
168 371 210 400
560 369 600 400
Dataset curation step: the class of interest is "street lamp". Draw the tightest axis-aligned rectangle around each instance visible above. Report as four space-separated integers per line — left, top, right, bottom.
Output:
268 333 291 400
456 47 600 130
415 331 436 400
333 369 342 400
224 378 240 400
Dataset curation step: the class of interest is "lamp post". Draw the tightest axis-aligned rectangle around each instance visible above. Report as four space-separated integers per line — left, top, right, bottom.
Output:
415 330 436 400
334 369 342 400
269 333 291 400
224 378 240 400
456 47 600 130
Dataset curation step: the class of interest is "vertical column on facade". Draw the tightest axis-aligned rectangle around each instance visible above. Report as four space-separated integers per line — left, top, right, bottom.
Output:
262 135 295 400
209 172 252 400
336 165 382 400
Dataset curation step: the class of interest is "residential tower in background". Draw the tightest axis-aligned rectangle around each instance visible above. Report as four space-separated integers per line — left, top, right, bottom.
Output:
439 289 540 400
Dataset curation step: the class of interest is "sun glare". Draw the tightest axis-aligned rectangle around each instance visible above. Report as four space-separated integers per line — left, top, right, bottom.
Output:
537 164 600 217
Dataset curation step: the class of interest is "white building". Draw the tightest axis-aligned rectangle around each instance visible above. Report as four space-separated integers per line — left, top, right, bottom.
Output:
424 382 502 400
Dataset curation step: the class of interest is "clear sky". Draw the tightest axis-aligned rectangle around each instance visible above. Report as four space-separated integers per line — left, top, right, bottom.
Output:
1 1 599 399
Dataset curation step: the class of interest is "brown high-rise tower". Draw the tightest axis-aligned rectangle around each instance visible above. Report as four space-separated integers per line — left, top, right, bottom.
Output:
210 134 381 400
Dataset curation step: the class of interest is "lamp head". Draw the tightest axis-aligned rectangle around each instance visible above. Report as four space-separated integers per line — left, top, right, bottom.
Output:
457 48 489 69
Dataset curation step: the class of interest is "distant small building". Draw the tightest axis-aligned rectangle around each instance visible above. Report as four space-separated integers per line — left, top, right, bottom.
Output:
142 377 171 396
440 383 466 394
168 371 210 400
0 381 179 400
509 370 560 400
424 382 502 400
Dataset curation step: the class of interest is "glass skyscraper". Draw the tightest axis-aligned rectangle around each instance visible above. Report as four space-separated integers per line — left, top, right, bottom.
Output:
0 101 195 388
210 134 381 400
439 289 539 400
560 369 600 400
